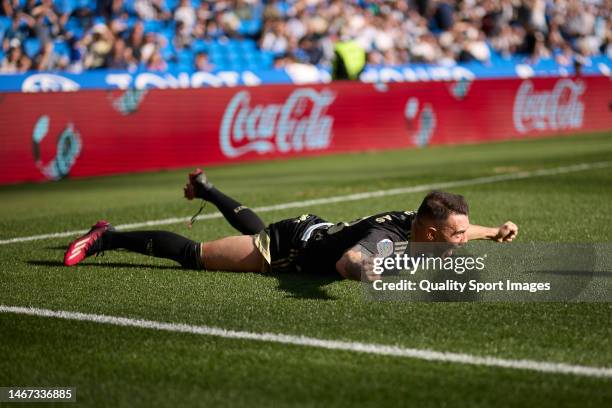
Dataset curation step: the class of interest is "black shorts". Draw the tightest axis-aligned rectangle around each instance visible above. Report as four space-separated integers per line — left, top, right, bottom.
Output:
253 214 332 273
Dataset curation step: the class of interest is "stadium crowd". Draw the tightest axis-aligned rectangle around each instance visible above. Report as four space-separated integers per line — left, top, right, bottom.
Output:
0 0 610 74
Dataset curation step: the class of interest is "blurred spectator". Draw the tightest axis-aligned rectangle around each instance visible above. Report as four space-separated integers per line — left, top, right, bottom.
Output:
174 0 195 33
146 48 167 71
108 38 137 70
0 39 31 72
261 19 288 54
173 20 192 49
82 23 113 69
194 51 214 71
332 38 366 80
135 0 170 21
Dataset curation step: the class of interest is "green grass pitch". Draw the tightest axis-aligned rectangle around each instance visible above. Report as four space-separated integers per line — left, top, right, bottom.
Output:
0 132 611 407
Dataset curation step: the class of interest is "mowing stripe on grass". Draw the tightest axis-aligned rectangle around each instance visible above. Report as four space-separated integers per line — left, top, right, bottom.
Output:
1 161 609 246
1 305 611 379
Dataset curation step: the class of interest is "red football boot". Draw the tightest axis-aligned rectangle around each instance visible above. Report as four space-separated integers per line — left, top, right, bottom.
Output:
63 220 114 266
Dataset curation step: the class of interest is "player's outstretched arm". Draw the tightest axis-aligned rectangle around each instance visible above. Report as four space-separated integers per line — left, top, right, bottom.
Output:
467 221 518 242
335 246 380 281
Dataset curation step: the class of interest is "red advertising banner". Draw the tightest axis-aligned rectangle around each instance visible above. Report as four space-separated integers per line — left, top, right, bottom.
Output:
0 77 610 184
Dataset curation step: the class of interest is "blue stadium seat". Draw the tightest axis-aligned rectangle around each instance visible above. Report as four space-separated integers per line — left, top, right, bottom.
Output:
73 0 96 10
208 53 225 64
159 30 173 45
0 18 8 44
258 51 274 68
177 61 192 72
238 19 262 36
239 39 256 50
243 50 257 62
0 19 7 43
143 20 162 33
226 51 242 60
54 0 75 15
208 42 222 54
66 16 82 31
177 49 194 65
246 62 259 71
161 48 175 61
53 40 70 57
92 16 106 26
230 60 247 71
192 39 207 53
165 0 179 10
64 16 84 40
214 61 230 71
124 0 136 14
24 38 41 58
124 16 138 29
276 2 290 17
225 42 240 53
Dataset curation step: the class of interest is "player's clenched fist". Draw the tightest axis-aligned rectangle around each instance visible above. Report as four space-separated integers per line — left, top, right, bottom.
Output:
495 221 518 242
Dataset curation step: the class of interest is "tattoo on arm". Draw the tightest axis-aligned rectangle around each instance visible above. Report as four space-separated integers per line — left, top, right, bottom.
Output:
345 258 364 280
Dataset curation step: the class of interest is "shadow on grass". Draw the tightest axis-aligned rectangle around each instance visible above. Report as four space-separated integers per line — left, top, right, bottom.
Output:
273 272 341 301
44 245 68 250
28 260 182 271
27 260 341 300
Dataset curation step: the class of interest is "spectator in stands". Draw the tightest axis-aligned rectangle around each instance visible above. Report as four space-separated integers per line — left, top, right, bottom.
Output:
126 21 145 61
0 39 31 72
173 20 192 49
295 35 323 65
174 0 195 34
261 19 288 55
2 14 29 47
146 48 166 71
81 23 114 69
194 51 214 71
108 38 137 70
135 0 170 22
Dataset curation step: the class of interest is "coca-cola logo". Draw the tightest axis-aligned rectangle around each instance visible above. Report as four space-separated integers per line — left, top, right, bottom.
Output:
513 79 585 133
220 88 335 158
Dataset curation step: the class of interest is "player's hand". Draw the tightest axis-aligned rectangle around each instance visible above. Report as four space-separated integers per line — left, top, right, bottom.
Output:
494 221 518 242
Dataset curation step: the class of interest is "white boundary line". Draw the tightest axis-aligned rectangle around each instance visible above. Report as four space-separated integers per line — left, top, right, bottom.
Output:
1 305 611 379
1 161 609 246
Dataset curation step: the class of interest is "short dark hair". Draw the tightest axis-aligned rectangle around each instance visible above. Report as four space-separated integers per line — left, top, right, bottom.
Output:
416 191 469 223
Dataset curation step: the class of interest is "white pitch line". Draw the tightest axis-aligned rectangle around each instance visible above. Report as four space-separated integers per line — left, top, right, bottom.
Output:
1 161 609 246
1 305 610 379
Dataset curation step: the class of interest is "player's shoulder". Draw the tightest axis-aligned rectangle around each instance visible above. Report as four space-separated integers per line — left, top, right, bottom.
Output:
367 210 416 224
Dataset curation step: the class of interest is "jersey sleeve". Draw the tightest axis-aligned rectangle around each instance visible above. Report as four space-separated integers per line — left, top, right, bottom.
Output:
357 229 404 257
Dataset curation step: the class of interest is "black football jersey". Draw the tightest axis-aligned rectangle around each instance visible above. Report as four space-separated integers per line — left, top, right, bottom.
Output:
297 211 415 273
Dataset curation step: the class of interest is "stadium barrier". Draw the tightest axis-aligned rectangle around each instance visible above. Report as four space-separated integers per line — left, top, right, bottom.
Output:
1 56 611 92
0 76 610 184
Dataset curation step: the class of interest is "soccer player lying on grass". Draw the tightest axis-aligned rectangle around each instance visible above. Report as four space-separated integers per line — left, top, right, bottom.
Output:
64 169 518 281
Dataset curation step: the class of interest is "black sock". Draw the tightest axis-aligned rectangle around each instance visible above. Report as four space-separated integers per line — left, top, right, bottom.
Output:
102 230 203 269
202 186 265 235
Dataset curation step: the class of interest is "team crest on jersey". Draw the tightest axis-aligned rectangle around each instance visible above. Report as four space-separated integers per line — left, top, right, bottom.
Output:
376 239 394 258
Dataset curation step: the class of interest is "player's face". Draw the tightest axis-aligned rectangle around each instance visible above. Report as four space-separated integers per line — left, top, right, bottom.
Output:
436 213 469 247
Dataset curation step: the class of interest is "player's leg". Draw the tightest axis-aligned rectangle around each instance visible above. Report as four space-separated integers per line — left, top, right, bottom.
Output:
64 220 263 272
64 221 202 268
184 169 265 235
201 235 263 272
